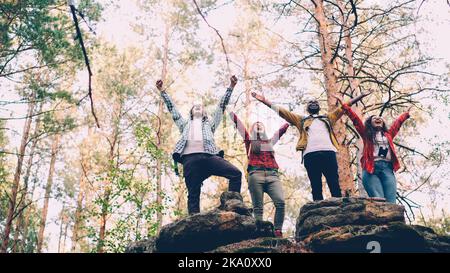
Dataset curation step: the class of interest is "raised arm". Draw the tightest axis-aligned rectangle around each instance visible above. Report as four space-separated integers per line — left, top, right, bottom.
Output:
156 80 186 132
211 75 238 133
333 95 366 136
252 92 303 127
388 108 411 138
271 123 290 145
229 111 250 141
328 90 374 124
341 104 365 136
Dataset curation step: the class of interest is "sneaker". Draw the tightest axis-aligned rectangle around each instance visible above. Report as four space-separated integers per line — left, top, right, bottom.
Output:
274 229 283 238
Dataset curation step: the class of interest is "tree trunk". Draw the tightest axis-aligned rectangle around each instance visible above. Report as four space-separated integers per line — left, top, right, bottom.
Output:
97 201 108 253
37 134 60 253
97 169 111 253
313 0 354 195
62 218 69 253
71 168 86 252
1 91 36 253
11 216 22 252
97 127 118 253
13 103 42 252
22 161 41 252
155 23 170 231
58 203 65 253
175 175 187 216
337 0 365 196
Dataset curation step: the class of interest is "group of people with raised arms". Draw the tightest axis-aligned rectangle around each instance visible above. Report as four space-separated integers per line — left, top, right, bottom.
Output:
155 75 411 237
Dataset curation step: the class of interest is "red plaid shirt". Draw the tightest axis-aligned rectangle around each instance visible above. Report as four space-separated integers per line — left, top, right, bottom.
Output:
230 112 289 169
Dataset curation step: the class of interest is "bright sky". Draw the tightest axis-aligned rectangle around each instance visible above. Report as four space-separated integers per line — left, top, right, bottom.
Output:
1 0 449 252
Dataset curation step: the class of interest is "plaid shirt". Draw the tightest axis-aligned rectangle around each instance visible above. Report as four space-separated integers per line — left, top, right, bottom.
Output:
229 112 289 169
160 87 234 163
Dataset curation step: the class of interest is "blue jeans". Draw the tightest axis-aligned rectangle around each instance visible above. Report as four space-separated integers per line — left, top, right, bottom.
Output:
248 169 285 230
362 161 397 203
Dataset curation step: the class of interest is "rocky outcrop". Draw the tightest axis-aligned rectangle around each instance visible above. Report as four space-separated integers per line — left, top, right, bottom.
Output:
296 197 450 253
295 197 404 240
156 191 274 252
126 192 274 253
126 195 449 253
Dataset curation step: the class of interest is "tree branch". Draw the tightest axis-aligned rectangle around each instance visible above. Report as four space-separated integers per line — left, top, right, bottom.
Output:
69 4 100 128
192 0 231 74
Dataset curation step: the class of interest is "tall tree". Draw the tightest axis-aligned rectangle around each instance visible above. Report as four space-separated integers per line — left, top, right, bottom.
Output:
12 103 42 252
36 133 60 252
1 86 36 253
312 0 354 193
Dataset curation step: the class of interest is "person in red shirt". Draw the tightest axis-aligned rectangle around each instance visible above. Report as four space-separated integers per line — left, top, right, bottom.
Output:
229 112 289 237
335 96 412 203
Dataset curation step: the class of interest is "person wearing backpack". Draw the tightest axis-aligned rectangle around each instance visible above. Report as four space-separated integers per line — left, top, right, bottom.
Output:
252 91 372 201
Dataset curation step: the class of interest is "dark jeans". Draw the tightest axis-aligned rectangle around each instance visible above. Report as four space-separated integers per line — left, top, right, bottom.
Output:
303 151 342 201
181 153 242 214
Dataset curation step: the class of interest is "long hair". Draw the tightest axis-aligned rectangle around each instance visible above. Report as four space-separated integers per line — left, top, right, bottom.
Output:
364 115 388 143
249 122 273 154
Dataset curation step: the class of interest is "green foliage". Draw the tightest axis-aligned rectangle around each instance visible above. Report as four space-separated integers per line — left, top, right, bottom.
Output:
21 209 40 253
84 163 170 252
0 0 102 77
41 111 76 135
134 122 165 160
37 89 76 104
418 210 450 236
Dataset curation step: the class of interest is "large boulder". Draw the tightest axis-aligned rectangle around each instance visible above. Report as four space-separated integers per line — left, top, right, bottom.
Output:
296 197 404 241
125 195 450 253
154 192 274 253
296 197 450 253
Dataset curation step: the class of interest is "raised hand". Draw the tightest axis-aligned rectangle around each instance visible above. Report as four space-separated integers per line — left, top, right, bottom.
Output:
251 92 265 102
252 92 273 108
156 80 163 92
230 75 238 88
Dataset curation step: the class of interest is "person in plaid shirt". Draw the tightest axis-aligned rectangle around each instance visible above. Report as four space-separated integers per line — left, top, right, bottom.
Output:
229 112 289 237
156 76 242 215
